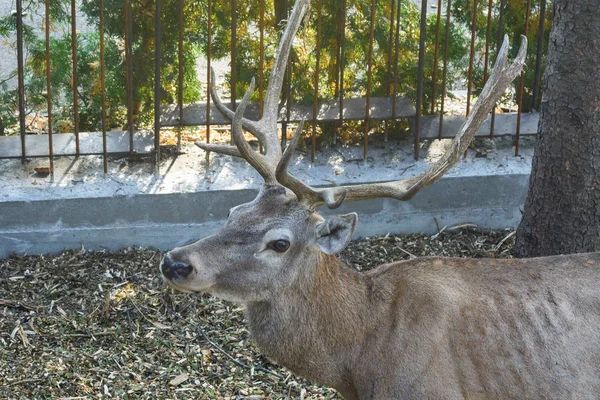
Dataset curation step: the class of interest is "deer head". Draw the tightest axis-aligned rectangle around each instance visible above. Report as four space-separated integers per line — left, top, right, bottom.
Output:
160 0 526 303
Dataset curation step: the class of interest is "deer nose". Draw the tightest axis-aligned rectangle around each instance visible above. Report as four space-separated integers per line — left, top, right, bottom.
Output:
161 253 193 281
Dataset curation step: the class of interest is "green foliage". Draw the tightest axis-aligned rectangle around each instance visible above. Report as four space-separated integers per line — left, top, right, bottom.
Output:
0 0 546 137
451 0 552 111
0 83 17 135
0 0 203 133
218 0 468 115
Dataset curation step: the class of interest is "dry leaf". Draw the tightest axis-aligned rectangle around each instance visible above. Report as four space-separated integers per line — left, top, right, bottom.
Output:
150 320 171 329
169 373 189 387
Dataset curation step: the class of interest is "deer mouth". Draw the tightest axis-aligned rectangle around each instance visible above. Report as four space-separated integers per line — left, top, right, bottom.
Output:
162 278 194 293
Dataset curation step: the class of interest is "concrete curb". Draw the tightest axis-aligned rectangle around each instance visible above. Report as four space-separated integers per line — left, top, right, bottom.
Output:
0 173 529 258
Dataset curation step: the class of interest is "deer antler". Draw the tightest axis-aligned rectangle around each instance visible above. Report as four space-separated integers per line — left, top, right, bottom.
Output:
276 120 347 209
196 0 311 184
197 0 526 210
276 35 528 208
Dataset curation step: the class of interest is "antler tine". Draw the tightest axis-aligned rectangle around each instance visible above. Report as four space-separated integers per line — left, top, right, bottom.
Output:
344 35 527 202
254 0 311 165
195 68 265 158
231 78 279 183
198 77 279 182
194 141 242 157
262 0 311 127
208 68 267 145
276 121 347 209
197 0 310 173
283 35 527 208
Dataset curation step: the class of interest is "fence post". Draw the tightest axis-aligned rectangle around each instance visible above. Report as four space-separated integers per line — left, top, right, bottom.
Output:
414 0 428 160
44 0 54 175
154 0 162 172
16 0 26 162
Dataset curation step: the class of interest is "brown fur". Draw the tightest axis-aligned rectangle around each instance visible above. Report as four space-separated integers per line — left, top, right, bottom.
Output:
249 253 600 399
163 187 600 399
170 2 537 396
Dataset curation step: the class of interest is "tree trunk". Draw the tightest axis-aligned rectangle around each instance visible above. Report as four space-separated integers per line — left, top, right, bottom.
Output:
274 0 287 28
515 0 600 257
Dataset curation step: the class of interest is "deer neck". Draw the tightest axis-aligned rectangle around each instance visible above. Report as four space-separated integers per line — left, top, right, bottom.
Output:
245 252 373 391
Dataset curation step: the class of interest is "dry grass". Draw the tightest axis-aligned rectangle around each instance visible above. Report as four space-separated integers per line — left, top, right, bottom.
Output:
0 227 515 399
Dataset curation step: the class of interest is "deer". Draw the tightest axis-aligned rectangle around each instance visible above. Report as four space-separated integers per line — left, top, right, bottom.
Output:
160 1 600 398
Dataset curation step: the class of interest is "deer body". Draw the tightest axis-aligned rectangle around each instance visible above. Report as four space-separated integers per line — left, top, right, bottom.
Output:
247 251 600 399
157 1 597 397
164 185 600 399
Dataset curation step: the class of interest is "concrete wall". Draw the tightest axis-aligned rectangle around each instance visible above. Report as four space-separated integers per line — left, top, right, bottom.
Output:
0 133 535 258
0 173 529 258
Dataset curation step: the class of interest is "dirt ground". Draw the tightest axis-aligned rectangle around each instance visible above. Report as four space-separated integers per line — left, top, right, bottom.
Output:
0 227 515 399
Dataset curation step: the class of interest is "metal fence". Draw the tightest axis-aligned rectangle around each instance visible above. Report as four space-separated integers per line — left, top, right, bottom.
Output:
1 0 550 174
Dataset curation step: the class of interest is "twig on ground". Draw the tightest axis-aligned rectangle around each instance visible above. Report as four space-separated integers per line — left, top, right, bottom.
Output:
494 231 516 251
431 225 447 240
195 322 284 379
3 378 44 387
126 307 136 342
448 224 478 231
166 306 284 380
396 246 417 259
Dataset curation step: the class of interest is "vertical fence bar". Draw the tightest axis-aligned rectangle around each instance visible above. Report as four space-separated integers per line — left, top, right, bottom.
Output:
483 0 492 85
414 0 427 160
100 0 107 173
338 0 347 140
230 0 237 126
312 0 322 163
478 0 492 140
384 0 396 142
71 0 80 156
490 0 507 138
430 0 442 114
125 0 134 154
334 6 342 99
176 0 184 154
364 0 376 160
283 63 291 149
206 0 212 161
154 0 162 171
532 0 547 111
45 0 54 174
281 0 289 149
258 0 264 153
333 2 345 144
465 0 478 116
16 0 26 161
515 0 531 156
438 0 451 140
392 0 402 131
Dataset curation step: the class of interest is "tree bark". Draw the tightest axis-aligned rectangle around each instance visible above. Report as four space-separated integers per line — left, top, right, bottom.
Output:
515 0 600 257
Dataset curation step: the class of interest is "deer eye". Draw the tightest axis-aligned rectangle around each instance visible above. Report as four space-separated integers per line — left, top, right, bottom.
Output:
269 240 290 253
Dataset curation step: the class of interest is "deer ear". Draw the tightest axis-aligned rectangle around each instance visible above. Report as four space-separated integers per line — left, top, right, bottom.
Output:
316 213 358 255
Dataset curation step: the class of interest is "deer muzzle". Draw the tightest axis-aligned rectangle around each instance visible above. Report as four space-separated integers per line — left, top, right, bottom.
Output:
160 253 193 281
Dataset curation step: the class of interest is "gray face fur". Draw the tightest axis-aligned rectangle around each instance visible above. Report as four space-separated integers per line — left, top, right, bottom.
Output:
162 184 357 303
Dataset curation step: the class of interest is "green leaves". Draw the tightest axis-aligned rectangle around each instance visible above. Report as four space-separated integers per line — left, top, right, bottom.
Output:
2 0 545 136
